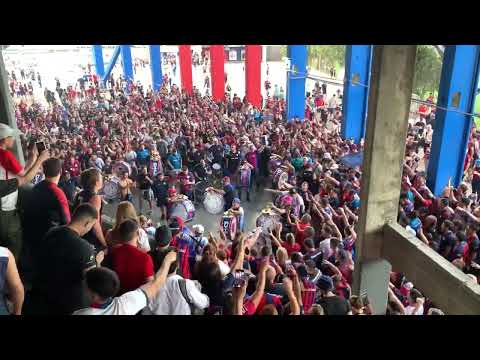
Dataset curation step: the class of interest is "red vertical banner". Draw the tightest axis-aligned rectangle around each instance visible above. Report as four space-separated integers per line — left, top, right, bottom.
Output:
210 45 225 101
179 45 193 95
245 45 262 109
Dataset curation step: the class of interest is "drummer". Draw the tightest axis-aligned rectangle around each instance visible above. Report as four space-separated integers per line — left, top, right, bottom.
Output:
118 171 135 203
193 158 211 182
152 172 169 220
177 165 195 201
206 176 236 212
227 198 245 232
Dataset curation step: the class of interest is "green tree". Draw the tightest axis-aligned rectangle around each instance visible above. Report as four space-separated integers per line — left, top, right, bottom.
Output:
413 45 442 99
309 45 345 71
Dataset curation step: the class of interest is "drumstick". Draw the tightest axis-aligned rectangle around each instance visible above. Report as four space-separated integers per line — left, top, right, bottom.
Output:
264 188 288 194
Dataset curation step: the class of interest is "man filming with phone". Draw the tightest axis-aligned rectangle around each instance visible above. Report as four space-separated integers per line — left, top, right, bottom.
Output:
0 124 50 260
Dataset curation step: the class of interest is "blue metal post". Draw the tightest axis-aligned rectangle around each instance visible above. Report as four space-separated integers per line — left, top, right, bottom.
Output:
286 45 307 122
341 45 372 143
102 46 121 84
149 45 163 91
92 45 105 80
427 45 480 195
120 45 134 91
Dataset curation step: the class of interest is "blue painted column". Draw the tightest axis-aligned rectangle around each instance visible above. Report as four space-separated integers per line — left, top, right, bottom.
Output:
120 45 134 91
286 45 307 122
92 45 105 80
427 45 480 195
341 45 372 143
149 45 162 92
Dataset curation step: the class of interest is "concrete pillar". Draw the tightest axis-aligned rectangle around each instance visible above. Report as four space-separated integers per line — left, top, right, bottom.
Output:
427 46 480 195
286 45 307 122
91 45 105 80
120 45 134 91
210 45 225 101
245 45 262 109
353 46 417 314
341 45 372 144
178 45 193 95
149 45 163 92
0 50 24 165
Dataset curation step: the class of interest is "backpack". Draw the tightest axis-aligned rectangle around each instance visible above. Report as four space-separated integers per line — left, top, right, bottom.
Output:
177 278 205 315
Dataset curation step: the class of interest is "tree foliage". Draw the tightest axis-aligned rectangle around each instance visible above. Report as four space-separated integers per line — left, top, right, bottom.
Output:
413 45 442 98
278 45 442 99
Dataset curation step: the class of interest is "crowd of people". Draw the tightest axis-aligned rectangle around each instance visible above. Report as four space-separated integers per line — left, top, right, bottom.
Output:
1 57 478 316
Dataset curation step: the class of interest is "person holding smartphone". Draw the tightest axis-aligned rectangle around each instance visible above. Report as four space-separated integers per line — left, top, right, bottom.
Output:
0 124 50 260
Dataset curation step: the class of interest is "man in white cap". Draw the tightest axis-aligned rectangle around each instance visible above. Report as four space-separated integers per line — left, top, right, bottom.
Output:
0 123 48 260
190 224 208 261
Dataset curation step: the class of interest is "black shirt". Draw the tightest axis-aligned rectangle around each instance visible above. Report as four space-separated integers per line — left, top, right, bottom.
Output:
302 169 314 189
209 144 224 165
152 179 169 201
34 226 95 315
137 174 152 191
193 163 208 180
0 178 18 198
317 295 351 315
23 180 71 252
223 184 235 210
226 151 241 174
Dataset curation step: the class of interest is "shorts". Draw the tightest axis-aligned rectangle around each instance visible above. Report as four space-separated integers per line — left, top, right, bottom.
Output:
122 193 133 203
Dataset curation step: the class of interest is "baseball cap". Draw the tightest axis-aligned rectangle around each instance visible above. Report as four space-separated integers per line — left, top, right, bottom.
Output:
233 198 241 204
317 275 334 292
0 124 22 140
168 188 177 195
192 224 204 234
155 225 172 247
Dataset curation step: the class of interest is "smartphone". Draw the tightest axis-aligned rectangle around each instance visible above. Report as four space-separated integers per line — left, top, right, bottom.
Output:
36 141 46 153
233 269 246 287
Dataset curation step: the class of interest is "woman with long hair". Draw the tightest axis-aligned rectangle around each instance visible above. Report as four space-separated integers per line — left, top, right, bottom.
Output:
105 201 150 252
73 168 107 251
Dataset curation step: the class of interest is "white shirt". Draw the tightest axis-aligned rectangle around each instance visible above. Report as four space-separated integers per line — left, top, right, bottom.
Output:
138 228 151 252
404 304 424 315
73 289 148 315
319 238 332 259
218 259 231 278
328 97 337 108
143 275 209 315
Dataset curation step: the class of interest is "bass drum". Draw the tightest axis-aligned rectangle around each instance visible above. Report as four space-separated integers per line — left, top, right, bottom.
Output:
221 214 237 242
203 191 225 215
113 161 132 176
102 176 120 201
194 180 211 204
170 199 196 223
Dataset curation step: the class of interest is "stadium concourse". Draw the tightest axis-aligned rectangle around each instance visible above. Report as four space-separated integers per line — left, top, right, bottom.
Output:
0 45 478 316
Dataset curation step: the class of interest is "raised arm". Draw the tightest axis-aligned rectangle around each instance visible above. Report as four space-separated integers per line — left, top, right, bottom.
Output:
248 261 269 310
283 277 301 315
230 236 246 273
4 249 24 315
140 249 177 300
